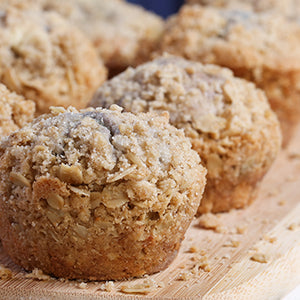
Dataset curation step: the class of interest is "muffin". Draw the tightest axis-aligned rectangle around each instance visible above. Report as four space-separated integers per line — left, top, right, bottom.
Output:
0 3 107 114
185 0 300 19
0 84 35 137
91 56 282 214
157 5 300 146
40 0 164 76
0 105 206 280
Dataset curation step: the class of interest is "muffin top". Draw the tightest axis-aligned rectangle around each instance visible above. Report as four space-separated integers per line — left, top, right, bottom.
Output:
158 5 300 71
185 0 300 19
0 105 205 229
91 55 278 141
0 3 106 113
0 84 35 137
41 0 164 70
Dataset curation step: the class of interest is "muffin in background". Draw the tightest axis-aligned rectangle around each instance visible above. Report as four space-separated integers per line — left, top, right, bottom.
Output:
185 0 300 19
91 55 282 214
0 84 35 137
157 5 300 146
0 3 107 114
41 0 164 77
0 105 206 280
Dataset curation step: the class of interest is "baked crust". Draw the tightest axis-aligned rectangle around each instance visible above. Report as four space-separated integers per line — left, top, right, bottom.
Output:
41 0 164 76
157 5 300 146
185 0 300 19
0 84 35 137
0 105 206 280
0 3 107 114
91 55 282 213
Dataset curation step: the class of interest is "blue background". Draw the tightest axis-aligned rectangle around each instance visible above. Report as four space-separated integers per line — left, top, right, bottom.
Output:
127 0 184 18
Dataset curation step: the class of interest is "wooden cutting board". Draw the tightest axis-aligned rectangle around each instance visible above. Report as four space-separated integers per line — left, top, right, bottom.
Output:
1 126 300 300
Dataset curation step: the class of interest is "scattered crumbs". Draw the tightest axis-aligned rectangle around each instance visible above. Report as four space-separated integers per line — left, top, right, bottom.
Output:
263 235 277 243
236 225 247 234
0 264 12 279
199 249 207 256
77 282 88 289
98 281 114 292
288 151 300 160
223 239 240 248
215 226 228 233
59 277 69 283
250 245 259 252
188 246 199 253
177 271 192 281
178 264 186 269
191 256 211 273
288 223 299 231
250 252 269 263
222 254 231 260
198 213 228 233
25 268 51 281
278 200 286 206
120 278 164 295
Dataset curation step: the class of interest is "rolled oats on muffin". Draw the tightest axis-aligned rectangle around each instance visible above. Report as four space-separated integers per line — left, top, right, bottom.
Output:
157 5 300 146
0 105 206 280
0 84 35 137
91 56 282 214
0 3 107 114
40 0 164 76
185 0 300 19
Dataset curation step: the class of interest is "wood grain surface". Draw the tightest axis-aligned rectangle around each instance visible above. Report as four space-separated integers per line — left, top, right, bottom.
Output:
0 126 300 300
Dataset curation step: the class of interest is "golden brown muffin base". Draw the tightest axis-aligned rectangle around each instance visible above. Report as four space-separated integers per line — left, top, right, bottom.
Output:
2 214 181 280
198 178 259 214
192 125 280 214
0 106 206 280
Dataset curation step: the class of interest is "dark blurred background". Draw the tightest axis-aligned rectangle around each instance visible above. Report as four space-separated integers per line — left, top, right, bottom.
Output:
127 0 184 18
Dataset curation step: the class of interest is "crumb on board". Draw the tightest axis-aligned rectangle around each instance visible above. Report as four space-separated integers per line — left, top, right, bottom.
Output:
250 252 269 263
236 225 247 234
187 246 206 256
263 235 277 243
0 264 12 279
120 278 164 295
177 271 193 281
288 152 300 160
77 282 88 289
222 254 231 260
197 213 228 233
278 200 286 206
191 256 211 273
25 268 51 281
98 281 115 292
288 223 299 231
223 239 240 248
188 246 199 253
262 219 270 225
